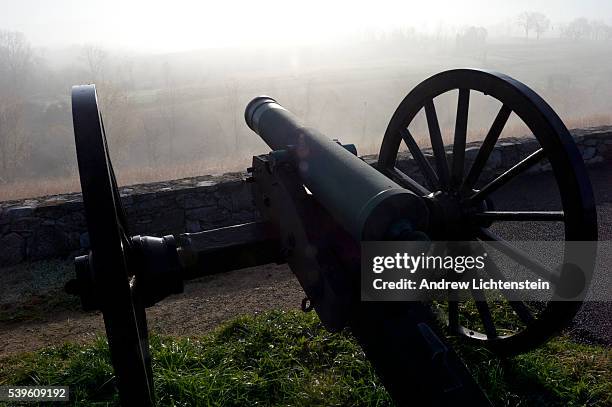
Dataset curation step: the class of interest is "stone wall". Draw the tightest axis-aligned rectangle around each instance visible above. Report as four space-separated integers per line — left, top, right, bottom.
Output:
1 126 611 266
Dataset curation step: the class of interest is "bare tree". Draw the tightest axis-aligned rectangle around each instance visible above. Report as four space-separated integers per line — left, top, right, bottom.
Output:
517 12 533 39
456 26 488 49
532 13 550 40
0 30 33 183
590 20 611 40
81 45 137 166
561 18 592 40
517 12 550 40
83 45 107 83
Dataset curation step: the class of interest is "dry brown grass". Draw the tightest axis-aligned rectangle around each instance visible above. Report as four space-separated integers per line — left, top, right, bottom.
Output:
1 114 610 203
0 156 253 203
0 178 81 203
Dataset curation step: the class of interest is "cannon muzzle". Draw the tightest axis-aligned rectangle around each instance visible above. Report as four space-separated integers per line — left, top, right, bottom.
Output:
245 96 429 240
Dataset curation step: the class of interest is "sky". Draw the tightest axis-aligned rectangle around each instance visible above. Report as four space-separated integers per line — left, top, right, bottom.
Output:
1 0 611 52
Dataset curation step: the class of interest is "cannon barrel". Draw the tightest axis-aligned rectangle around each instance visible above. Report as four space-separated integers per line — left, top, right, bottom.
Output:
245 96 428 240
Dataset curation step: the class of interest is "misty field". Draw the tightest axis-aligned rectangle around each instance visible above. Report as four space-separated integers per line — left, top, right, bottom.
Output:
1 36 611 202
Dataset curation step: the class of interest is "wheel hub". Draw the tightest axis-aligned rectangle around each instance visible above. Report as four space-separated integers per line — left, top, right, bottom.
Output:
425 191 487 240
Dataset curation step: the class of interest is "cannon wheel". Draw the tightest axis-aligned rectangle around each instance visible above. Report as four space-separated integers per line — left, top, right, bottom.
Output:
378 69 597 355
72 85 155 405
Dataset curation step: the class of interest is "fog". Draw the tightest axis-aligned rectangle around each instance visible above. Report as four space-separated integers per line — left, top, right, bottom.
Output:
1 1 611 200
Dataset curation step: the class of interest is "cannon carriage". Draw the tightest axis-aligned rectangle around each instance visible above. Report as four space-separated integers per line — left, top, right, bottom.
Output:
66 69 597 406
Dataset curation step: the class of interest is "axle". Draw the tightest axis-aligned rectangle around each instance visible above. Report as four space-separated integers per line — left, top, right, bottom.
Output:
67 221 283 310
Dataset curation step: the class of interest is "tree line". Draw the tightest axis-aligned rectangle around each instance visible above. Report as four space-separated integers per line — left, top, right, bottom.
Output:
517 12 612 40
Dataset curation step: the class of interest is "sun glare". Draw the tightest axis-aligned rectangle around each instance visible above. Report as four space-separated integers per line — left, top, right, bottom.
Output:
110 0 440 51
4 0 483 52
3 0 608 52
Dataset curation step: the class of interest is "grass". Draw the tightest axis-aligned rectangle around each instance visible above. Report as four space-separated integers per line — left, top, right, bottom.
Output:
0 311 390 406
459 337 611 407
0 310 609 406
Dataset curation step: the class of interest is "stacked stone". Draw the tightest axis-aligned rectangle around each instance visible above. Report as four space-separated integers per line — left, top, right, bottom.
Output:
0 173 258 266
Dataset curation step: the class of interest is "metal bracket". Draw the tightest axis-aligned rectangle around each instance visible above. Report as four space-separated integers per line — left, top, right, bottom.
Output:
251 153 357 331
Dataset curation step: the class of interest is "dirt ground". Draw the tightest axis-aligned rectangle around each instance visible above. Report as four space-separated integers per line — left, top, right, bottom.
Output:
0 264 304 356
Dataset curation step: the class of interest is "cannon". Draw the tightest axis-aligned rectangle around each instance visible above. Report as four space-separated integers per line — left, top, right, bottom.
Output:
66 69 597 406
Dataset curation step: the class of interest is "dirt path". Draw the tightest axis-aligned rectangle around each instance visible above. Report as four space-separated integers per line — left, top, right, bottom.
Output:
0 264 304 356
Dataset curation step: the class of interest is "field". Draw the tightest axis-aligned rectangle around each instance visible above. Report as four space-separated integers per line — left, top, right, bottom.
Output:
2 38 612 202
0 310 610 406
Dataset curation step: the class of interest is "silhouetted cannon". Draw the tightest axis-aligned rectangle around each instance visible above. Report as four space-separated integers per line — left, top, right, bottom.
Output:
245 96 428 241
66 69 598 406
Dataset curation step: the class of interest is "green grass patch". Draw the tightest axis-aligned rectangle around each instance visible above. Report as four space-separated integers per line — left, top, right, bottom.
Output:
460 337 611 406
0 310 609 406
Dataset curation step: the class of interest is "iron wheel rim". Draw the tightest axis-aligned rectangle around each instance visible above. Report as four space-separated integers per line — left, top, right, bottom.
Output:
377 69 598 355
72 84 155 404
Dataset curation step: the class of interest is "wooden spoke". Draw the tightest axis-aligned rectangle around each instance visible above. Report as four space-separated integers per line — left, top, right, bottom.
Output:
461 105 511 193
467 149 545 204
475 243 536 325
476 227 559 284
424 100 450 189
487 265 536 326
451 89 470 188
473 210 564 222
385 167 431 196
447 249 460 334
448 300 459 333
400 128 439 190
470 289 498 339
508 301 536 325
